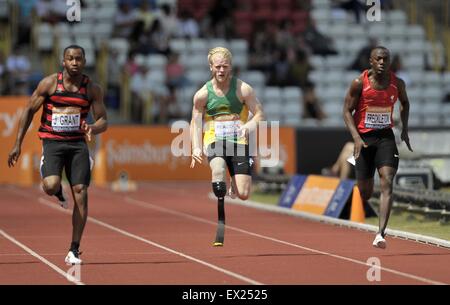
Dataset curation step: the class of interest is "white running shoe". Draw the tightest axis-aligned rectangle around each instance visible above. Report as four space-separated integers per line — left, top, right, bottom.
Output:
56 185 68 209
372 233 386 249
65 250 82 265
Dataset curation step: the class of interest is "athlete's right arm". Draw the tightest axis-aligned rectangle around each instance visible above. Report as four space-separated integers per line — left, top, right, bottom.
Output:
190 86 207 168
343 77 367 159
7 75 54 167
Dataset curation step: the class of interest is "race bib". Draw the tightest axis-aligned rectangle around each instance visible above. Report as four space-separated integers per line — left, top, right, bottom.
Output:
364 106 391 129
52 106 81 132
214 120 241 139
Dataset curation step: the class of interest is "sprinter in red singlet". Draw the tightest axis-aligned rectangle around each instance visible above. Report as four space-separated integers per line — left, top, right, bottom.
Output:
7 45 108 264
343 46 413 249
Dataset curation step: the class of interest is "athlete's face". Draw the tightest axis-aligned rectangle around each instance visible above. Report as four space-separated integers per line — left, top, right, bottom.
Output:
210 54 231 83
63 48 85 76
370 49 390 75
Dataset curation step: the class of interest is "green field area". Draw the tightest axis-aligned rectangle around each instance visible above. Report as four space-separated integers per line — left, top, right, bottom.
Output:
250 192 450 241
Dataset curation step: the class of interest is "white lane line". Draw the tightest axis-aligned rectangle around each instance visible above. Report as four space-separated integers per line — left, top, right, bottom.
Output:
35 197 263 285
8 186 447 285
0 230 84 285
112 194 446 285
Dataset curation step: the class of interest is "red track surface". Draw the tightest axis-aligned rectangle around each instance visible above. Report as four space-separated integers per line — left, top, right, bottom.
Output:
1 182 449 285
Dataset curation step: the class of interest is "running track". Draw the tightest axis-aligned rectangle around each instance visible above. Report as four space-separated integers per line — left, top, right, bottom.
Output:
0 182 449 285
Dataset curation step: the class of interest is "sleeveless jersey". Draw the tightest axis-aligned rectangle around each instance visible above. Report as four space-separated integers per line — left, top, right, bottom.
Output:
203 76 249 147
353 69 398 134
38 72 91 141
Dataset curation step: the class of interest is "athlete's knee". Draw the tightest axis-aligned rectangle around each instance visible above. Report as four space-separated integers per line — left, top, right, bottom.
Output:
72 184 87 195
212 181 227 199
237 191 249 201
380 175 394 193
42 180 60 195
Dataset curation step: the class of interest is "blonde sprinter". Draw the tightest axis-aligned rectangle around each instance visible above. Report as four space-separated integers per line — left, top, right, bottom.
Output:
190 47 264 245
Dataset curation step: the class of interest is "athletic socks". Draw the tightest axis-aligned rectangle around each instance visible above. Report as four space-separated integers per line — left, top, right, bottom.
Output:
70 242 80 253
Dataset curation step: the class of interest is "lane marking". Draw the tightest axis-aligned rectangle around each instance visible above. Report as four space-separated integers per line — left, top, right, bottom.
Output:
35 196 262 285
107 192 447 285
0 230 84 285
7 186 447 285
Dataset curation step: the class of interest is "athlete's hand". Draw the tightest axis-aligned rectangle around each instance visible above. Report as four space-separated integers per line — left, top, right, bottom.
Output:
238 125 249 139
401 129 413 152
7 145 21 168
190 147 203 168
353 137 368 159
81 120 92 142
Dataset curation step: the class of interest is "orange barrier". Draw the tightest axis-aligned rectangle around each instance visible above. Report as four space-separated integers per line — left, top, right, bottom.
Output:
350 185 365 223
93 125 211 182
0 97 41 186
92 125 297 183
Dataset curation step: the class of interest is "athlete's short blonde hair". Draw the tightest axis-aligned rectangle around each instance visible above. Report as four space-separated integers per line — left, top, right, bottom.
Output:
208 47 232 65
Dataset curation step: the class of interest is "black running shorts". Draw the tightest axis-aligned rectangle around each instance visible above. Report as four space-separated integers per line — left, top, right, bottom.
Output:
206 140 253 176
355 128 399 180
40 139 93 186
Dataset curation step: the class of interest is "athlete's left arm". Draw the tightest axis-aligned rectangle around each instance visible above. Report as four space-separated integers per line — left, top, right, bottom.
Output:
239 81 265 134
397 78 413 152
87 83 108 137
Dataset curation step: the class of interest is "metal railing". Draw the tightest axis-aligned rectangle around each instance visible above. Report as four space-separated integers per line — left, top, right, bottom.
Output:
373 186 450 223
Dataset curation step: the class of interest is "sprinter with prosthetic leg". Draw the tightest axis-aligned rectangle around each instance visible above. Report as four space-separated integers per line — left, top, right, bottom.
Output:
190 47 265 246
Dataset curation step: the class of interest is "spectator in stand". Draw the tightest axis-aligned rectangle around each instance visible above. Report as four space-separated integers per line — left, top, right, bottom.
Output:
204 0 236 38
166 52 189 90
135 1 156 33
275 20 297 50
302 19 338 56
148 19 170 55
113 2 138 39
288 47 312 88
159 4 178 39
348 37 378 71
130 62 169 123
332 0 365 24
165 85 184 121
6 47 31 95
177 10 200 39
302 81 327 121
17 0 38 46
34 0 67 24
106 49 122 110
268 49 290 86
124 51 140 77
134 18 170 55
248 21 276 75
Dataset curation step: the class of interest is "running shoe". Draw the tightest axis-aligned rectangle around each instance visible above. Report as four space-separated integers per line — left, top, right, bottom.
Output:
372 233 386 249
65 249 82 265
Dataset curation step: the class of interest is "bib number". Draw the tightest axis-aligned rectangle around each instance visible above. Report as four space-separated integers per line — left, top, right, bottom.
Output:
364 107 391 129
52 107 81 132
214 120 241 139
